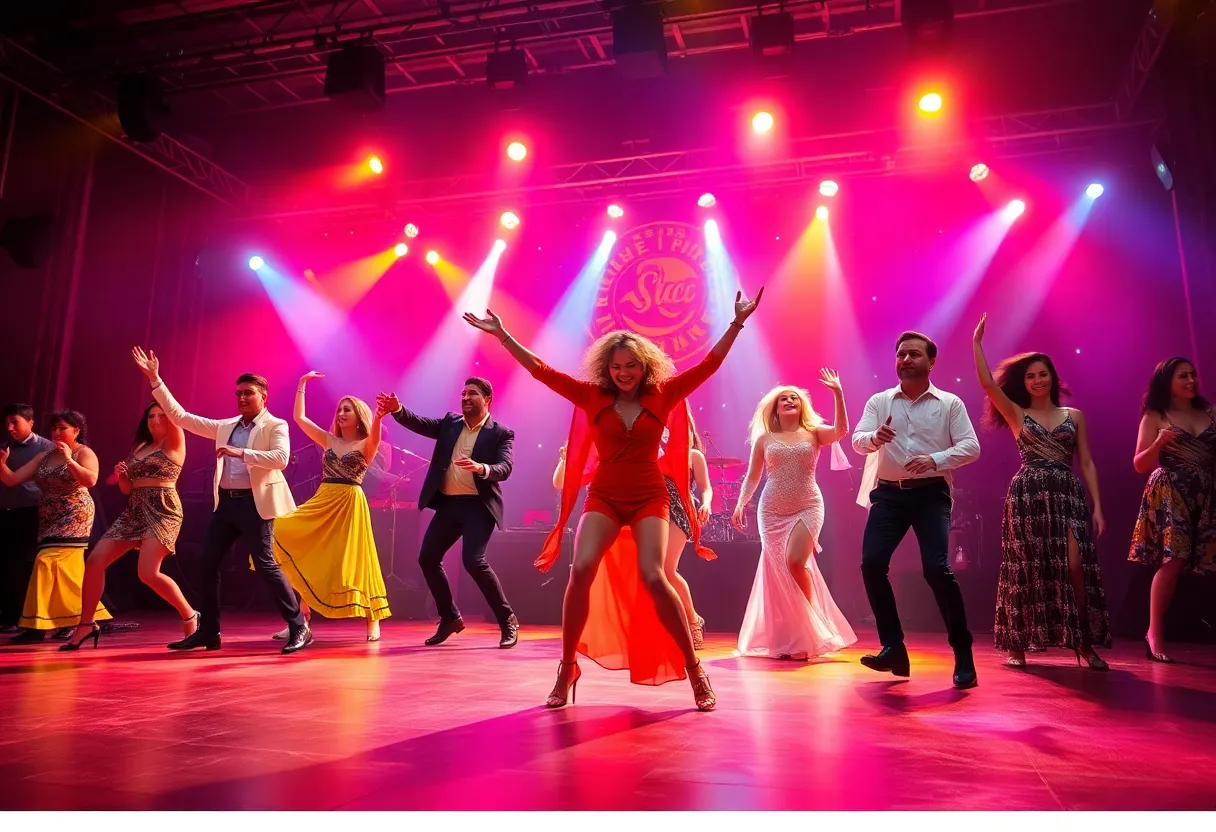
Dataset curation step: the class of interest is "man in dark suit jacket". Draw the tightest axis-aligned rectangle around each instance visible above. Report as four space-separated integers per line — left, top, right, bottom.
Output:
378 378 518 648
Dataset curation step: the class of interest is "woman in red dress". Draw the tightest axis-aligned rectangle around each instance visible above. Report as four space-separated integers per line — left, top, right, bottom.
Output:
464 289 762 711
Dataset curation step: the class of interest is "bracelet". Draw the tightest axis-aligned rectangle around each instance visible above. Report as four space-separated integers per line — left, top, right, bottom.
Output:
500 333 512 344
729 321 744 330
297 389 306 394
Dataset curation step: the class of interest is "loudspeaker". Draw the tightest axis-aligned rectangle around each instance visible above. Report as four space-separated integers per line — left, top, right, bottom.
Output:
0 215 54 270
324 43 386 112
486 49 528 89
612 5 668 79
117 74 170 143
750 12 795 57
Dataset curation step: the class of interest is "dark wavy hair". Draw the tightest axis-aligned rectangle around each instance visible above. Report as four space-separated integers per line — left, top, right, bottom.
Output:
985 352 1070 428
47 409 89 446
1142 357 1209 415
131 401 161 451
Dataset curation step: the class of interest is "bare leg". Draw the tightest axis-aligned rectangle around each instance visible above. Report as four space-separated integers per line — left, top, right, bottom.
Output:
366 614 380 640
1065 529 1092 654
785 521 815 603
1148 558 1185 652
71 539 131 640
633 516 697 668
559 511 619 662
663 525 699 624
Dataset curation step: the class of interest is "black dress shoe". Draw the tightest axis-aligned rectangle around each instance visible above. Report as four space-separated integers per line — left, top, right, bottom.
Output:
860 645 911 677
953 654 978 689
9 629 46 644
167 630 221 651
281 626 313 655
425 618 465 646
499 614 519 649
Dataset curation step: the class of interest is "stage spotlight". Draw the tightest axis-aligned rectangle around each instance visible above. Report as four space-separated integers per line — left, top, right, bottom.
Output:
425 250 440 265
697 193 716 208
493 239 507 252
704 218 719 235
507 141 527 162
918 92 943 113
368 156 384 175
394 243 408 257
500 211 521 230
606 204 624 219
752 111 774 133
1085 183 1104 199
248 255 264 271
1003 199 1026 220
969 163 990 182
404 223 419 238
818 180 839 197
815 206 829 221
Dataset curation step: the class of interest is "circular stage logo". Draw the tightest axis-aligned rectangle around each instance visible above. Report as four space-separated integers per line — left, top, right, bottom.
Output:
594 221 713 367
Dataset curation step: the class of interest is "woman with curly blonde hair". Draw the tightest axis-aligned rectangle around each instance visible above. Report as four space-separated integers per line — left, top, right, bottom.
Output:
733 373 857 660
465 289 763 711
261 372 392 643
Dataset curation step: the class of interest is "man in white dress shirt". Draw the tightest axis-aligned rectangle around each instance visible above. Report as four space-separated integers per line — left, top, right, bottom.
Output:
851 331 980 689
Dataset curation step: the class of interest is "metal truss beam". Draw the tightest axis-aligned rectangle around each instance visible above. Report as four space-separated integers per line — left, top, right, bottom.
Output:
1114 2 1176 120
0 37 250 206
240 103 1159 223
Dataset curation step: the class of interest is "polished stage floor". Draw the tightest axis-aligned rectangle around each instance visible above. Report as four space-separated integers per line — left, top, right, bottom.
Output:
0 615 1213 811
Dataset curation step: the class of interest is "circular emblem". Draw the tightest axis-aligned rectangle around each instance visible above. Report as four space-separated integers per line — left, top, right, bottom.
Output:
593 221 713 367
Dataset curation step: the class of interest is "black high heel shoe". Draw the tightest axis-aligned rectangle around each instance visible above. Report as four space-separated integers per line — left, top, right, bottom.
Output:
59 624 100 652
1144 636 1174 664
1075 647 1109 671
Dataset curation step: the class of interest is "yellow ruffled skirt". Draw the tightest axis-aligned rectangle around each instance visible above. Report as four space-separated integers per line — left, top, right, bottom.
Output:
269 483 391 620
19 546 112 630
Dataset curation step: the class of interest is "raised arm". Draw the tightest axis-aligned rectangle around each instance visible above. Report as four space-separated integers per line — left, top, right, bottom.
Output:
813 368 849 445
1070 408 1105 536
552 445 568 490
464 309 593 405
731 435 767 530
239 419 291 470
0 447 49 487
665 289 764 403
1133 411 1176 474
932 397 981 471
293 371 333 449
375 392 445 440
362 404 387 465
133 346 225 440
973 314 1023 436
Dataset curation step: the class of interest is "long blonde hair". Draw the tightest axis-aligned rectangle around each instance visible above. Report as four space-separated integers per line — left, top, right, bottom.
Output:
330 396 374 439
580 330 675 392
747 385 824 444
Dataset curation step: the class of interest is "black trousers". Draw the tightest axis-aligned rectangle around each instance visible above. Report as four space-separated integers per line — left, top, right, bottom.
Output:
0 507 40 627
860 481 973 653
198 492 305 636
418 494 514 626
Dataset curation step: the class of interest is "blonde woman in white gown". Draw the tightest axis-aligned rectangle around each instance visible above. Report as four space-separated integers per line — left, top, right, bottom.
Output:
732 371 857 659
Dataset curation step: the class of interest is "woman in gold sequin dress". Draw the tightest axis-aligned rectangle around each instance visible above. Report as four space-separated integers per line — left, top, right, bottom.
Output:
0 410 110 644
732 375 857 661
1130 357 1216 663
267 372 392 642
63 402 198 650
974 315 1110 670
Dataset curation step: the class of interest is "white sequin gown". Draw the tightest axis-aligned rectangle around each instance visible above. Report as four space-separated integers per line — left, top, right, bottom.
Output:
737 438 857 659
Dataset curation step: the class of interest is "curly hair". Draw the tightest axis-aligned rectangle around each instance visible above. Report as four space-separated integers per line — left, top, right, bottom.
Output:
330 396 374 439
1142 357 1209 415
985 352 1070 428
580 330 675 392
48 409 89 446
748 385 825 445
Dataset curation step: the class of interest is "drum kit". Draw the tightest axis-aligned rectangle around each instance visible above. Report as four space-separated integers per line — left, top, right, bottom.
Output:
699 431 758 543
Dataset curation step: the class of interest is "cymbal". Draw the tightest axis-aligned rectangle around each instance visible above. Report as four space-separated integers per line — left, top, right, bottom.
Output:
705 457 744 468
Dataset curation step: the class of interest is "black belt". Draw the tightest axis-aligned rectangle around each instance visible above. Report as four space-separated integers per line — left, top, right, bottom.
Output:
322 477 359 486
877 477 947 490
219 488 253 498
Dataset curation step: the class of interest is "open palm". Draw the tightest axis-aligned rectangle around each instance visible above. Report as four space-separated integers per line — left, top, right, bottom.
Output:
462 309 504 336
819 368 843 392
132 346 159 381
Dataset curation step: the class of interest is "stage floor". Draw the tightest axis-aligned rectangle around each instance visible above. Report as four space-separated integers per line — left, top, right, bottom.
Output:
0 615 1213 811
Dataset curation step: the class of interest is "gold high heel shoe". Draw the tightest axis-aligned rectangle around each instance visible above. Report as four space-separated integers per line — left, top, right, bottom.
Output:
688 660 716 711
546 660 581 708
690 615 706 650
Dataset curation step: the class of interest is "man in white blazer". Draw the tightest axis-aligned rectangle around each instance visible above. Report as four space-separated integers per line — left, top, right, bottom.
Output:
132 347 312 654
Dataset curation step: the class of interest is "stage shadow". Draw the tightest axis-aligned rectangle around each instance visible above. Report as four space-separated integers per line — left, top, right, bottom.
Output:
854 678 969 712
711 655 852 673
149 705 686 810
1022 664 1216 724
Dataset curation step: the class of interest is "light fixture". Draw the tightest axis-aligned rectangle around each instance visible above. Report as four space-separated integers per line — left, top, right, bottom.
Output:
969 163 990 182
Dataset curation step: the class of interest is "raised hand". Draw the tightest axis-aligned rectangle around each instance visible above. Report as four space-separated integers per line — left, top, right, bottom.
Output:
462 309 505 337
733 287 764 324
376 392 402 414
558 443 567 460
974 313 988 343
374 397 394 418
0 447 9 466
132 346 160 383
818 368 843 393
873 415 896 447
299 371 325 385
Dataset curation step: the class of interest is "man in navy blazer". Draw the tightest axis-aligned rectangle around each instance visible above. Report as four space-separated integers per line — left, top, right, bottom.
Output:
378 378 518 648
